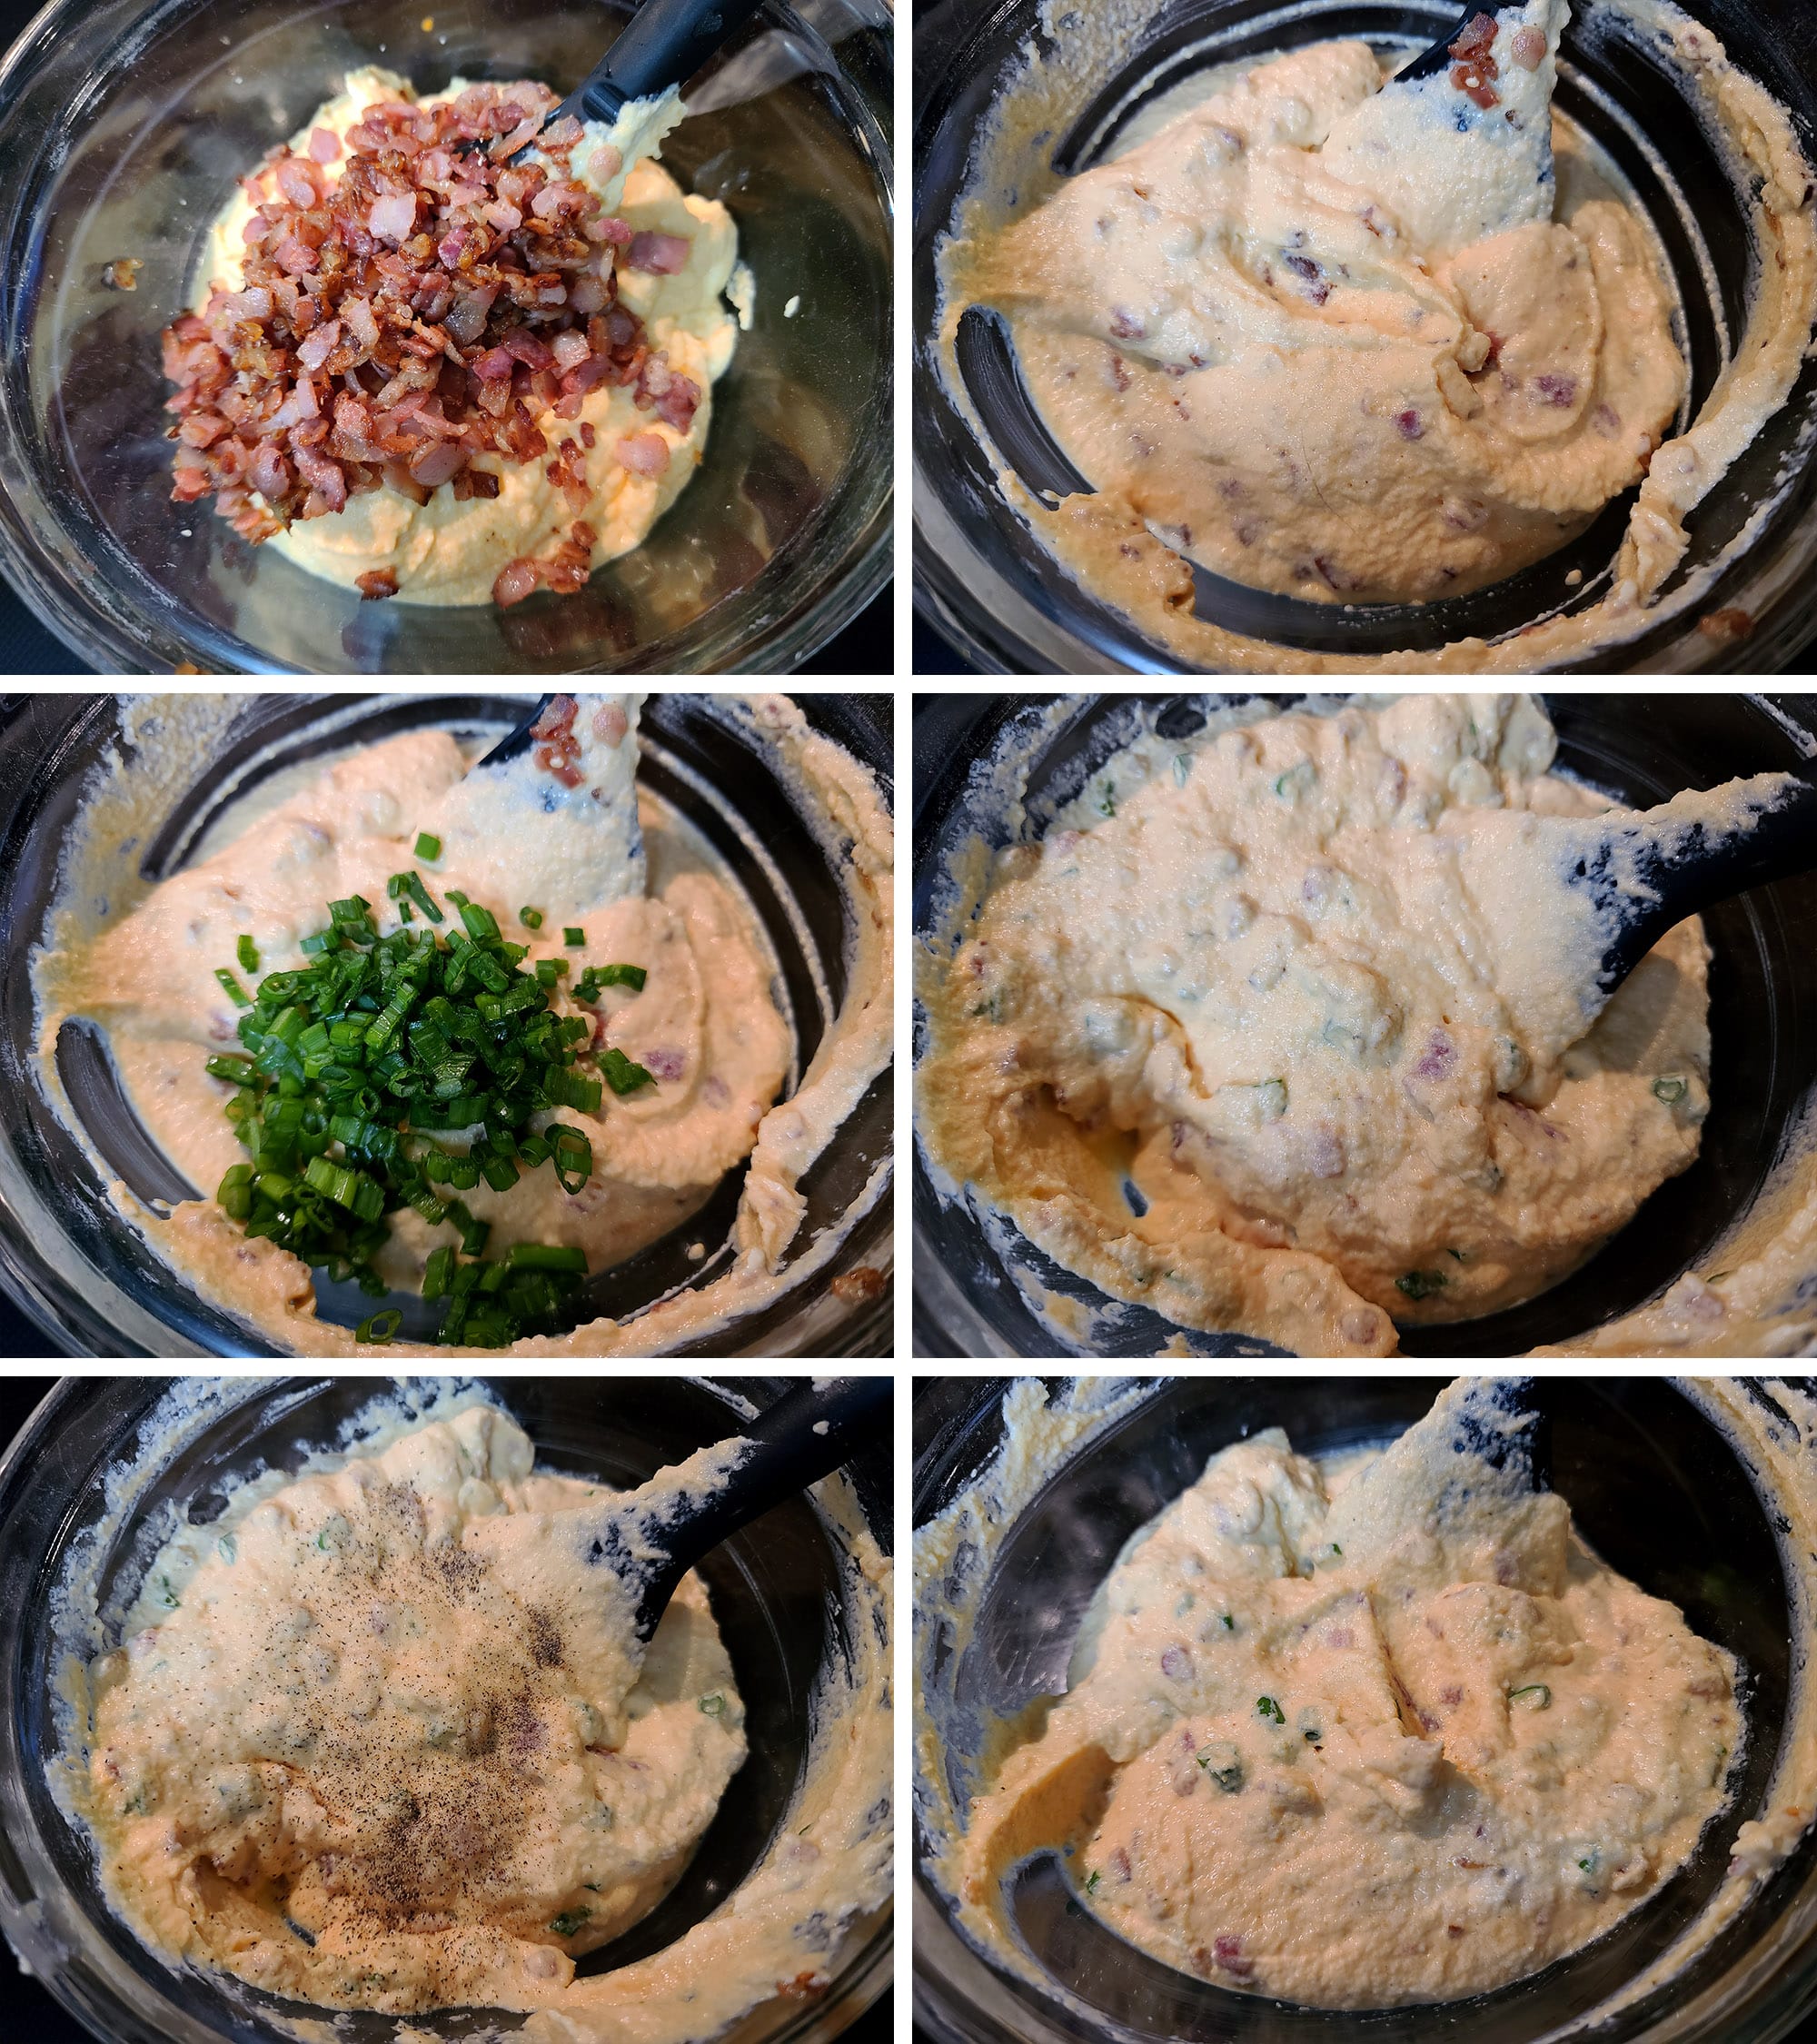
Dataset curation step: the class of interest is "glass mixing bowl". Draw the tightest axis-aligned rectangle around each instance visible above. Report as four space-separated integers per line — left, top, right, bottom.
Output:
0 1374 892 2044
0 691 892 1357
913 1374 1817 2044
912 691 1817 1359
0 0 891 675
912 0 1817 675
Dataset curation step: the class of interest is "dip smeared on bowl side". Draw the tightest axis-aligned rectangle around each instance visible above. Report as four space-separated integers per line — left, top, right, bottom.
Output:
934 0 1817 673
948 1379 1739 2007
169 67 737 609
33 692 894 1358
917 693 1795 1358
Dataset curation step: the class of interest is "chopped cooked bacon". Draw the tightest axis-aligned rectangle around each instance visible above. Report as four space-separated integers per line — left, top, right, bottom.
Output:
593 701 627 745
616 431 669 477
1510 25 1546 68
159 76 698 605
625 231 690 274
356 567 399 599
494 557 541 607
1450 11 1498 59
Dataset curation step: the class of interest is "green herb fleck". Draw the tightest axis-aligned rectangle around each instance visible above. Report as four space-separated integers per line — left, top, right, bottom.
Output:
1221 1613 1235 1631
414 832 441 861
699 1693 726 1717
1084 1870 1101 1894
216 1533 237 1563
214 967 251 1007
1097 782 1116 818
549 1909 591 1937
520 907 544 929
236 934 260 974
1653 1076 1689 1104
601 1047 655 1095
355 1308 402 1344
1197 1741 1245 1791
1173 753 1192 788
1256 1695 1285 1725
564 926 585 948
1395 1269 1448 1302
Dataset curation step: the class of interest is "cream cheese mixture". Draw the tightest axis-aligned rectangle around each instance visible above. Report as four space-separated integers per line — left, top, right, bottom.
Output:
917 694 1792 1357
936 0 1817 672
51 1383 895 2044
190 68 736 605
33 692 893 1358
918 1379 1748 2010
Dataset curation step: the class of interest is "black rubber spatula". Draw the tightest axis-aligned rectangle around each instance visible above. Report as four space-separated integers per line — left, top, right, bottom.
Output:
1567 772 1817 1010
593 1375 889 1642
543 0 770 134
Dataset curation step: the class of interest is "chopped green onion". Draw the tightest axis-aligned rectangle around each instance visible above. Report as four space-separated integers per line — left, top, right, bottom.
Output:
698 1692 726 1717
217 1164 254 1221
520 907 544 929
503 1241 588 1275
563 927 584 948
422 1245 456 1299
236 935 260 974
544 1066 603 1114
1256 1696 1286 1725
414 832 441 861
575 962 647 1001
387 870 444 925
549 1909 591 1938
600 1047 653 1096
1395 1269 1447 1302
1508 1683 1553 1712
215 967 251 1007
1653 1076 1688 1104
355 1308 402 1344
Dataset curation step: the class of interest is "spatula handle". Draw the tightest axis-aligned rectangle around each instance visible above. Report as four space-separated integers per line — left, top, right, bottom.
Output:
631 1376 889 1636
1597 774 1817 992
571 0 770 124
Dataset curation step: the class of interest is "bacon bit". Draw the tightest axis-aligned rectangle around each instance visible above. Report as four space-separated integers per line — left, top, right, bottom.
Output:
1450 11 1499 60
1211 1937 1254 1980
1108 306 1145 340
1283 252 1328 305
1395 408 1424 441
493 557 542 607
529 687 588 779
158 77 687 592
1451 63 1501 109
624 229 690 275
830 1265 886 1305
1534 372 1578 406
778 1973 827 2001
1699 605 1756 641
356 567 399 600
102 257 141 291
641 1047 685 1081
593 701 628 746
616 431 670 478
1510 25 1546 68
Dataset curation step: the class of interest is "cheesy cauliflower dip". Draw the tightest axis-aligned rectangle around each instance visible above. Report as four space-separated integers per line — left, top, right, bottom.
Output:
921 1378 1743 2009
917 692 1792 1357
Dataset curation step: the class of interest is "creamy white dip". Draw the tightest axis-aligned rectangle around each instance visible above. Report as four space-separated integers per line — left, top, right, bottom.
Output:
46 1380 895 2044
936 0 1817 672
921 1378 1742 2009
917 692 1798 1356
32 693 894 1358
197 68 738 605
